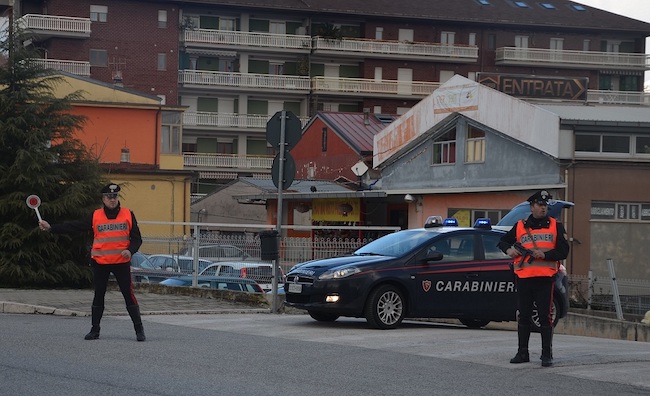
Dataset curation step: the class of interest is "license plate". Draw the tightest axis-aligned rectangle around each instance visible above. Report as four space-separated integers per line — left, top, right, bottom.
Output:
288 283 302 293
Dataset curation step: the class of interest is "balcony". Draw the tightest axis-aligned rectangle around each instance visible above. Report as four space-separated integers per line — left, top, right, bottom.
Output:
183 152 273 172
179 70 311 92
32 59 91 76
496 47 650 70
183 112 311 130
17 14 91 39
312 37 478 62
183 29 311 54
312 76 439 98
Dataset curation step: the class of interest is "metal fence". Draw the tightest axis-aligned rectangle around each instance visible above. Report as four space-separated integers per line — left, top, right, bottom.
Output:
138 221 650 317
569 273 650 318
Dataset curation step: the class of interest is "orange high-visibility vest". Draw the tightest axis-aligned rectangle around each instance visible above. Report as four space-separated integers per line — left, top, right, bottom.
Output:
91 208 132 264
514 217 559 278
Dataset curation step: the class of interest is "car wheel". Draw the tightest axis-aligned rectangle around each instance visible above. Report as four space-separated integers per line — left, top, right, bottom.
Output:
459 319 490 329
308 311 339 322
364 285 405 330
529 297 560 331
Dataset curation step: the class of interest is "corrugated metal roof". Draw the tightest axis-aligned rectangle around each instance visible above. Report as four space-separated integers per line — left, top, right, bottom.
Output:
538 104 650 124
318 112 399 153
240 177 353 193
236 177 386 200
181 0 650 33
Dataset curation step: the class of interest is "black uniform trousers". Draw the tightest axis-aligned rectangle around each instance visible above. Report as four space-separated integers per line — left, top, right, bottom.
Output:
91 262 138 308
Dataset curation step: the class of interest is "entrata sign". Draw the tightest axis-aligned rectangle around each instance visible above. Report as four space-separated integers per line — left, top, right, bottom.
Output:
477 73 588 101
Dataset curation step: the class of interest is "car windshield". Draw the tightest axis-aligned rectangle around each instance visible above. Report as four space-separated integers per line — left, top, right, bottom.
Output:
354 230 438 257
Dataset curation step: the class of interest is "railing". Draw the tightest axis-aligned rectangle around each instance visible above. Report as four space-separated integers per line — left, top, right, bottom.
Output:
183 112 310 129
179 70 311 91
17 14 91 36
183 29 311 50
183 152 274 170
586 90 650 106
496 47 650 70
313 37 478 61
31 58 91 76
312 76 439 97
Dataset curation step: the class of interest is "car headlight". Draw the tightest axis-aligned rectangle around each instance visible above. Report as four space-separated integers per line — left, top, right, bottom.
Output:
318 266 361 280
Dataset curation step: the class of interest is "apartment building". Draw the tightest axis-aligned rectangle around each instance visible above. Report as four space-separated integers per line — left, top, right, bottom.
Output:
3 0 650 196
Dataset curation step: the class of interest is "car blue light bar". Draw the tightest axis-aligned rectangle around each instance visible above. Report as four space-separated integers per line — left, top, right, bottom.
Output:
474 218 492 229
443 218 458 226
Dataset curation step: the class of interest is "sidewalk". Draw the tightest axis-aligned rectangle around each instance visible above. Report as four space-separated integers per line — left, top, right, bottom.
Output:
0 285 271 317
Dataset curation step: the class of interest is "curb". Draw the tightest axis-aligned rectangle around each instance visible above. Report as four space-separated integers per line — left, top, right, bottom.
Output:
1 302 87 317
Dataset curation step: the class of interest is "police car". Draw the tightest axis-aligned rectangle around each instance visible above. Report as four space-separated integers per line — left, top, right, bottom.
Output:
284 217 568 330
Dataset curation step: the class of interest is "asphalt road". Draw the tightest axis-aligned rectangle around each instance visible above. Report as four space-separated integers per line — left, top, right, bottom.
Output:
1 313 649 396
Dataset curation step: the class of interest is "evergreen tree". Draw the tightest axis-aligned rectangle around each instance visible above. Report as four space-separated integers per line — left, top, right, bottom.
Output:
0 27 104 287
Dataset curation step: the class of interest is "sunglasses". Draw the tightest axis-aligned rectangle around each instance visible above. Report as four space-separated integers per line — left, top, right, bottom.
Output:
103 193 119 199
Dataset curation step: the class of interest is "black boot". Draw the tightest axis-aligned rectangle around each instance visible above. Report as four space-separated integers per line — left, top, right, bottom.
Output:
84 305 104 340
541 326 553 367
127 305 146 342
510 324 531 363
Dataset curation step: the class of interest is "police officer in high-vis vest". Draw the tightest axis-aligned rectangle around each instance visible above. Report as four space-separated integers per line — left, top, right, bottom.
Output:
39 183 146 342
498 190 569 367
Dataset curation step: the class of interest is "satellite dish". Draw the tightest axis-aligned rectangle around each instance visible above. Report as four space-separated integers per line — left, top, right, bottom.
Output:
351 161 368 177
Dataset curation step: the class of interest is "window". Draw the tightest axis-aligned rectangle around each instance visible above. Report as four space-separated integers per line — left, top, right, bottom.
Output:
482 234 510 260
515 35 529 48
158 10 167 28
575 133 635 156
513 1 529 8
487 34 496 50
90 5 108 22
550 38 563 50
441 31 455 45
157 53 167 71
161 111 181 154
636 137 650 155
432 128 456 165
540 2 556 9
270 63 284 75
476 0 491 5
269 21 286 34
89 49 107 66
583 39 590 51
570 4 586 11
375 27 383 40
219 17 236 31
465 126 485 163
321 127 328 152
448 208 508 227
469 33 477 46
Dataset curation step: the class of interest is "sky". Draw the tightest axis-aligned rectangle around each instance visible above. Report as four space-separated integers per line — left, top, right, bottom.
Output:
573 0 650 88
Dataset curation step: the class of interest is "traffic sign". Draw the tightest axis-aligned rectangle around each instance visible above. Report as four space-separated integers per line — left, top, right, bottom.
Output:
266 110 302 150
26 194 42 221
271 151 296 190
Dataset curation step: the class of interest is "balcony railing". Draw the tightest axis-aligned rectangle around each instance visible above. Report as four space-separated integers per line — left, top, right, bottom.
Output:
313 37 478 62
17 14 91 38
312 76 439 97
586 90 650 105
183 112 310 129
179 70 311 91
183 29 311 52
496 47 650 70
184 152 274 170
31 58 91 76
